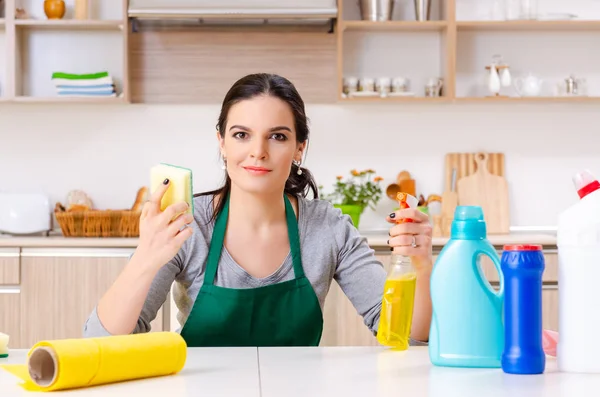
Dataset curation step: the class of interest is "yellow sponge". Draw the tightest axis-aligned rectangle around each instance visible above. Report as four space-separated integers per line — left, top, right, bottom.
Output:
150 163 194 216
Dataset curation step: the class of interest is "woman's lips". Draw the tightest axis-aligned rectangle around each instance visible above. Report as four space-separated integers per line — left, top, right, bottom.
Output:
243 166 271 175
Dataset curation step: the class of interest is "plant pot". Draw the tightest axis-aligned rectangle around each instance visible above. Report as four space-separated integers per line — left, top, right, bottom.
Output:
334 204 364 228
44 0 66 19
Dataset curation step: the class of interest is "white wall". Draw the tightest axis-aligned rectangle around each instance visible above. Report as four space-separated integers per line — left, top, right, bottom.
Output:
0 102 597 231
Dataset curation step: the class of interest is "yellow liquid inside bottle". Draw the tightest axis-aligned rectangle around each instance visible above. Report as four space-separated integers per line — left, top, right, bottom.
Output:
376 271 417 350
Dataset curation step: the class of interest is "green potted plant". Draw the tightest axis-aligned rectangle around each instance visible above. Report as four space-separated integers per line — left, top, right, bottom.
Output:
320 169 383 227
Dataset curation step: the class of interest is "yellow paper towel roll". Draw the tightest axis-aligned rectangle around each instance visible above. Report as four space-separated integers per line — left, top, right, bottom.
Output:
1 332 187 392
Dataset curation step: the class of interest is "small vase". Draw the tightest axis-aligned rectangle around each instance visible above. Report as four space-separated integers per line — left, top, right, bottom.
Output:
44 0 66 20
334 204 364 228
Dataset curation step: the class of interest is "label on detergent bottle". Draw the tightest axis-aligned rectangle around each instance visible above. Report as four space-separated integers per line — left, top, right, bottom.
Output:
376 193 418 350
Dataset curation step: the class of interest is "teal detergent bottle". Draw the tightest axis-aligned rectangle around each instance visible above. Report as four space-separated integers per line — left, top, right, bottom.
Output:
429 206 505 368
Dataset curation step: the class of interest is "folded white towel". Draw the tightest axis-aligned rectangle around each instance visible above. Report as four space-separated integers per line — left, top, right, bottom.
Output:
52 76 114 86
56 86 115 94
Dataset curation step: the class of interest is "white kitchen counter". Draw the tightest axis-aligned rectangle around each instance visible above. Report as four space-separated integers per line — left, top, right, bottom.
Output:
2 346 597 396
0 347 260 397
258 346 597 397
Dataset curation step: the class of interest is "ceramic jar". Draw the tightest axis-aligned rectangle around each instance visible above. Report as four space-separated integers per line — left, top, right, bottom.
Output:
44 0 66 20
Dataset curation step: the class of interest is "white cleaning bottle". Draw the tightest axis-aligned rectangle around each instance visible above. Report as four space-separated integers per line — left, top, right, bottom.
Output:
557 169 600 373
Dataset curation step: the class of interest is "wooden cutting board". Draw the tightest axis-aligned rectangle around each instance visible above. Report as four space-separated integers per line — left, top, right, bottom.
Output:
456 152 510 234
445 152 505 192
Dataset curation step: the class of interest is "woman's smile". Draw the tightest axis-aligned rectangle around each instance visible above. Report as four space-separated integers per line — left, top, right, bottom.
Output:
243 165 272 175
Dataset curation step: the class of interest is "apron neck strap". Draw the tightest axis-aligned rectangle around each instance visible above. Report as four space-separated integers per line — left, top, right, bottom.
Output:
203 193 304 286
284 194 305 279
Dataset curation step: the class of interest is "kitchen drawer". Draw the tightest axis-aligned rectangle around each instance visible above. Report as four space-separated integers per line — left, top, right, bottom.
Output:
0 248 20 285
480 250 557 283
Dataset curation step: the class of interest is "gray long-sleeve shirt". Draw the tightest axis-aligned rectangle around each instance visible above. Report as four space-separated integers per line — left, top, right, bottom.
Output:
83 194 427 346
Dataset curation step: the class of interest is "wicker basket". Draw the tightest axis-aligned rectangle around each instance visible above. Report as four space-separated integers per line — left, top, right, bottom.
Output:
55 187 147 237
55 207 141 237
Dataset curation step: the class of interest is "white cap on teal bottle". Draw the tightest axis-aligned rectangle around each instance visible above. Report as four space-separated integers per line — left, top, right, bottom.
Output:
451 206 487 240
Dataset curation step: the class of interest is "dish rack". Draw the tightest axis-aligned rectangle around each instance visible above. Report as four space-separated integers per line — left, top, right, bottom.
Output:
54 187 147 238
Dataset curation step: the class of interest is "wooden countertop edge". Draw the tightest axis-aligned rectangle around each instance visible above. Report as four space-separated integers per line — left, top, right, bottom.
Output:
0 233 557 249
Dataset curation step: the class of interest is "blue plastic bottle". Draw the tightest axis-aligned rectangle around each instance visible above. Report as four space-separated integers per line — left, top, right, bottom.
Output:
429 206 505 368
501 244 546 374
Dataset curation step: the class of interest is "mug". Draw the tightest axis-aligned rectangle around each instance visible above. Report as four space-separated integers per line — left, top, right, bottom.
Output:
343 76 358 94
392 77 410 92
375 77 391 95
358 77 375 92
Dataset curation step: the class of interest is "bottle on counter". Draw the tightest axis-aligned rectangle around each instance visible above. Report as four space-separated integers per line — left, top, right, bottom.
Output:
501 244 546 374
376 192 418 350
376 253 417 349
429 205 504 368
557 169 600 373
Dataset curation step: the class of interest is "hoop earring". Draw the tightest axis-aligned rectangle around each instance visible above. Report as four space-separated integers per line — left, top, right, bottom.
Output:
221 157 227 170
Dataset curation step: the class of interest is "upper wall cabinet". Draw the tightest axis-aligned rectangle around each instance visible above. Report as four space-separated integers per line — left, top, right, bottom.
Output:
2 0 599 104
127 0 338 104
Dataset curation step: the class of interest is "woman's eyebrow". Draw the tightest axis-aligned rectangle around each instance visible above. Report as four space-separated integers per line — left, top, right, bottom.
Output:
229 125 250 131
229 125 292 133
269 126 292 133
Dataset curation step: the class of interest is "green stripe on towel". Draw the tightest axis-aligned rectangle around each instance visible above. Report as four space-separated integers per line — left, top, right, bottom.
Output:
51 71 110 80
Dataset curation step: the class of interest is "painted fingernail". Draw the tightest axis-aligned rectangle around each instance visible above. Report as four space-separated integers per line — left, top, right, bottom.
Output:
390 247 393 251
389 213 396 218
387 239 389 245
163 178 169 185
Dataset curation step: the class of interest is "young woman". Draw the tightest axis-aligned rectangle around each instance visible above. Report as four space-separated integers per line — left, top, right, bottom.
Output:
84 73 433 347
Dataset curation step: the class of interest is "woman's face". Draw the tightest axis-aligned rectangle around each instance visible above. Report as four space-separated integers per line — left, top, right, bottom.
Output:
218 95 305 196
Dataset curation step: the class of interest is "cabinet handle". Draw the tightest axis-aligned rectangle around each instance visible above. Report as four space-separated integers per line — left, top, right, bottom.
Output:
0 286 20 294
542 284 558 291
0 252 19 258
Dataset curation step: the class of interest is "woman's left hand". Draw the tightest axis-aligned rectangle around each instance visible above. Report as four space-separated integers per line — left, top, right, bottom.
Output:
386 208 433 274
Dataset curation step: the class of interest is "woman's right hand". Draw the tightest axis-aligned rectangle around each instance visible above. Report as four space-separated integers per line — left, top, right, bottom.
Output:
135 178 194 271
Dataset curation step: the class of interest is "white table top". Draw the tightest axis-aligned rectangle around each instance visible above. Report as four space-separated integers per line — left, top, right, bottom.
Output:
0 347 260 397
258 346 600 397
2 346 599 396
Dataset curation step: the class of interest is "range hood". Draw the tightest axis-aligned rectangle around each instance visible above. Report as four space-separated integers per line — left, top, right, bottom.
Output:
128 0 338 22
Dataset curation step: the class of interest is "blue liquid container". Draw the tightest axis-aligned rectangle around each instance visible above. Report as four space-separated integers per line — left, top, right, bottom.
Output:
429 206 505 368
501 244 546 374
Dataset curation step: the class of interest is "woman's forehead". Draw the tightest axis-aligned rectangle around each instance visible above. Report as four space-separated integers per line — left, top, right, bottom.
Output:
227 96 295 131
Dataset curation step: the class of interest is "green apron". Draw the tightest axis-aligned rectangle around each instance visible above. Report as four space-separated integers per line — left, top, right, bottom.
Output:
179 194 323 347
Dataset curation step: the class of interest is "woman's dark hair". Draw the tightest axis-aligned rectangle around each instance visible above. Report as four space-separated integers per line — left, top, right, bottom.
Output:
196 73 319 220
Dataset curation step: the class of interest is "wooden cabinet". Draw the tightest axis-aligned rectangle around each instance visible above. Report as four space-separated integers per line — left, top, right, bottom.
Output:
0 248 21 348
320 253 392 347
0 248 20 285
543 286 559 332
10 248 165 349
0 290 21 348
480 249 558 283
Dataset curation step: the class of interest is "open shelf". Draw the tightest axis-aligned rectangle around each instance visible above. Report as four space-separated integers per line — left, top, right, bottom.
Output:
342 21 447 32
1 0 599 105
337 0 452 101
15 19 124 30
457 20 600 31
14 28 125 99
340 96 449 103
0 0 130 103
455 96 600 102
455 26 600 99
12 95 126 103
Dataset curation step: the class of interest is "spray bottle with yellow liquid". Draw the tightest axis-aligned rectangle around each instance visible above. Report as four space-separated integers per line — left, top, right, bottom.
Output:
376 192 418 350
